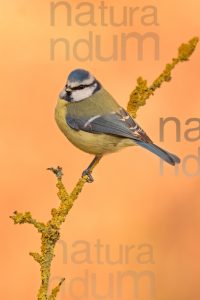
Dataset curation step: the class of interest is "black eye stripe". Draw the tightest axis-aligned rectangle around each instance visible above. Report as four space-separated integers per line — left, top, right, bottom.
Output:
71 80 96 91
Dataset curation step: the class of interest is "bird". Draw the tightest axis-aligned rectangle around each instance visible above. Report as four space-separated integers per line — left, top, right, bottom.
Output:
55 68 180 182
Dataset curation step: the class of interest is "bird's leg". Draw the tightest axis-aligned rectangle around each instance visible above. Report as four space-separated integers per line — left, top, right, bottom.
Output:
82 155 102 183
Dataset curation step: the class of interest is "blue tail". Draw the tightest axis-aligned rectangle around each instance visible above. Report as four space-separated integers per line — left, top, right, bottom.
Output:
136 141 180 166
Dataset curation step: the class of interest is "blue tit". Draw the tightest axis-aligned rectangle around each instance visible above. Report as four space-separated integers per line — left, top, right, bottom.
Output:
55 68 180 182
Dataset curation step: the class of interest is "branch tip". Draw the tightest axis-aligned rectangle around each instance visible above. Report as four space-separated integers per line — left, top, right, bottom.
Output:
178 36 199 61
30 252 42 264
49 278 65 300
47 166 63 179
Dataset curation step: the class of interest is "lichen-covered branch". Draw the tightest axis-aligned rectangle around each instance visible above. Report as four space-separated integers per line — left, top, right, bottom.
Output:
127 37 199 118
10 36 198 300
10 167 89 300
10 211 46 233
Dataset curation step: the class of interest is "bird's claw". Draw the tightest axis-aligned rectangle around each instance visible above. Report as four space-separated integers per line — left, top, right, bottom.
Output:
82 169 94 183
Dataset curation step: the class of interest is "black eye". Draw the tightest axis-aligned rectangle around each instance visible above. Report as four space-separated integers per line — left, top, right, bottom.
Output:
79 85 85 89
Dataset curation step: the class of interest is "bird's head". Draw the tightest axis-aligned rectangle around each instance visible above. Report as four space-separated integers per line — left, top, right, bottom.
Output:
59 69 101 102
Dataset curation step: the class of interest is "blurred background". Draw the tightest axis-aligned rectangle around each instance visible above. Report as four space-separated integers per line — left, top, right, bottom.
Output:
0 1 199 299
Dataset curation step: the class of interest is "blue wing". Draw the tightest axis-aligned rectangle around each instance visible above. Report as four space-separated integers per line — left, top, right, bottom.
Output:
66 107 180 165
66 107 153 143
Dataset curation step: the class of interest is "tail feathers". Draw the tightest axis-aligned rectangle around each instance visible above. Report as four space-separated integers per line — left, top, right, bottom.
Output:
136 141 181 166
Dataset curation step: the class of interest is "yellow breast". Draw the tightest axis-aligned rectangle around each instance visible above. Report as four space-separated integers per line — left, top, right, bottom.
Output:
55 99 135 155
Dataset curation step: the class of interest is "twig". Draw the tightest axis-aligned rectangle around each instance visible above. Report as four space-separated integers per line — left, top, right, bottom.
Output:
10 167 88 300
127 37 199 118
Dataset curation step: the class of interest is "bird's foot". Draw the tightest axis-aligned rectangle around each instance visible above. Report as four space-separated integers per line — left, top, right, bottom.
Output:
82 169 94 183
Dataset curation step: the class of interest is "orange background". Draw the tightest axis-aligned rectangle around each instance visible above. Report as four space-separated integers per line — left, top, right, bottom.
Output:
1 1 200 299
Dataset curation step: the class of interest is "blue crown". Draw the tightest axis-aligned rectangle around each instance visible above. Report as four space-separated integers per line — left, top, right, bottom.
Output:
68 69 90 82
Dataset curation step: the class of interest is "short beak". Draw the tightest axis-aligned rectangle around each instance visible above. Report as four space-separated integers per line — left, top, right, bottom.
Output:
59 89 68 100
59 87 72 101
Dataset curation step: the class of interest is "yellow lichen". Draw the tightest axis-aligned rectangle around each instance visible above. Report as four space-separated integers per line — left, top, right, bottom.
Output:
10 36 199 300
10 167 88 300
127 37 199 118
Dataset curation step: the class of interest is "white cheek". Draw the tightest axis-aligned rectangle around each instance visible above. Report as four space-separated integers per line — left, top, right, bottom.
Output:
71 86 95 102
